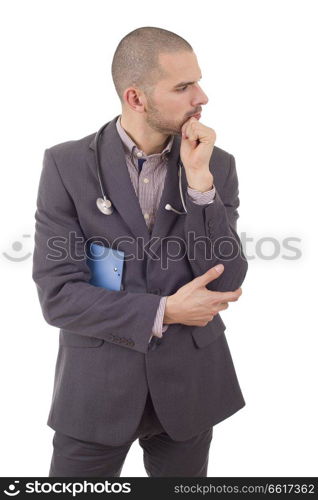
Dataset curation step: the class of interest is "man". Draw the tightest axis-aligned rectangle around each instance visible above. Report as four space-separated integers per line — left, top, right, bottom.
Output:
32 26 248 477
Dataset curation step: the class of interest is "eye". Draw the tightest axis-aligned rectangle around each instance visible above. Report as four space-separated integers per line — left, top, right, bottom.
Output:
177 85 188 92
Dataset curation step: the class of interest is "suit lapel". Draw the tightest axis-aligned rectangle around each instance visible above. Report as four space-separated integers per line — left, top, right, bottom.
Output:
88 116 149 242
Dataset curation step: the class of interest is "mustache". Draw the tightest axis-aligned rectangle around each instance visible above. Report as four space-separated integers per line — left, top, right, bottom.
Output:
186 108 202 117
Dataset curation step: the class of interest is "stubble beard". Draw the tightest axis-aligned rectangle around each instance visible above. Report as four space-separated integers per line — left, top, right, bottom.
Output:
144 96 185 136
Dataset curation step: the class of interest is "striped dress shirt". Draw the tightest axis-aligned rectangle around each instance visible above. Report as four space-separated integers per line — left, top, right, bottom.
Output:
115 116 216 342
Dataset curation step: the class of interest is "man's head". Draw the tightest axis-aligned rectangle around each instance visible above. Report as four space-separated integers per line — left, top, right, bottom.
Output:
111 27 208 135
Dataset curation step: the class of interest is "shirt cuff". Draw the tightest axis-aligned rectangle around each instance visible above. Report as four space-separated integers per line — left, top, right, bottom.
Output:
187 185 216 205
149 296 168 342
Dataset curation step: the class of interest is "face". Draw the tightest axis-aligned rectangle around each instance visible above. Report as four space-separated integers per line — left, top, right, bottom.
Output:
143 51 209 135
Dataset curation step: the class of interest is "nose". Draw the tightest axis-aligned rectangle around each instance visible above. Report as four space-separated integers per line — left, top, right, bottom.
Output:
192 84 209 107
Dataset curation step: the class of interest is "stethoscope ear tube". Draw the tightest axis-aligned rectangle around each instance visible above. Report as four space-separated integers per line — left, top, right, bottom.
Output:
94 121 187 215
177 160 188 214
164 162 187 214
94 122 114 215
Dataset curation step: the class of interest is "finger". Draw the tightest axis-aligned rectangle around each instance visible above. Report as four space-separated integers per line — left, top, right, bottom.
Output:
210 288 242 303
187 121 216 145
181 117 199 138
222 290 242 302
217 302 229 311
183 119 200 141
209 302 228 318
181 124 191 139
187 121 201 142
192 264 224 288
181 120 190 138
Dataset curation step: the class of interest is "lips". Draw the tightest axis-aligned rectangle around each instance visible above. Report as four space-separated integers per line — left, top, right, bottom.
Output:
192 113 201 119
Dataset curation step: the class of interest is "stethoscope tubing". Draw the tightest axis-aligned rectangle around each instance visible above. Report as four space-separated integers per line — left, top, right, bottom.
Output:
94 121 187 216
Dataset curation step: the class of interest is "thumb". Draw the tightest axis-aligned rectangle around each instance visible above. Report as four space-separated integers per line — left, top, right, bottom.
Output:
193 264 224 288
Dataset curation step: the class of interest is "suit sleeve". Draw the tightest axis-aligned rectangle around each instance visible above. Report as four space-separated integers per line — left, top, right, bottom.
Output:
183 153 248 292
32 149 162 354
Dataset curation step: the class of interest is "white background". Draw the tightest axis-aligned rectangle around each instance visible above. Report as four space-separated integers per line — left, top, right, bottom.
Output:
1 0 317 477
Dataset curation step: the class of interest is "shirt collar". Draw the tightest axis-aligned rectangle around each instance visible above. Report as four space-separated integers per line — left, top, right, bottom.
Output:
116 115 174 163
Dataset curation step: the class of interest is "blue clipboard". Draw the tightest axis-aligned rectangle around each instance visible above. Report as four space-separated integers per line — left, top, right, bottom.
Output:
87 242 124 291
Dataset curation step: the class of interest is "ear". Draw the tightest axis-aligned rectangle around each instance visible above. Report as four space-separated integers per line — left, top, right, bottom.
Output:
123 87 145 113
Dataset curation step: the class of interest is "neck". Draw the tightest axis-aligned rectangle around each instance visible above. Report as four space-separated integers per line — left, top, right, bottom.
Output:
120 112 170 156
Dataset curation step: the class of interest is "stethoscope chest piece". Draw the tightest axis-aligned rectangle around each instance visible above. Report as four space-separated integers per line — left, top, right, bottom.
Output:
96 197 113 215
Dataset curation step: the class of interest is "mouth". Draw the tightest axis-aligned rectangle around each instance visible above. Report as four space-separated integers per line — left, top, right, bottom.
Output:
190 112 201 119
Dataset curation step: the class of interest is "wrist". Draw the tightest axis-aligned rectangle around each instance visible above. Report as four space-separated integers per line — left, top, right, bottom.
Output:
163 295 178 324
187 172 214 192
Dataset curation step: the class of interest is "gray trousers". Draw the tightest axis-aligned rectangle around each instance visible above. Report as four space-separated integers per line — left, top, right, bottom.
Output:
49 391 213 477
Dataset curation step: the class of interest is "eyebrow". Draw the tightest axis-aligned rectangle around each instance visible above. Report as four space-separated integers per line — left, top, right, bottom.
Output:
173 76 202 89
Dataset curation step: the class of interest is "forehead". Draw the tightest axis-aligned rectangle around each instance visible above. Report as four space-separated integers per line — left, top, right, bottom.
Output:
157 51 201 84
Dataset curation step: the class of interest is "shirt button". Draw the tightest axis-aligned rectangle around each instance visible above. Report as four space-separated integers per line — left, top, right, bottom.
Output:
143 177 149 183
144 213 150 220
136 151 143 158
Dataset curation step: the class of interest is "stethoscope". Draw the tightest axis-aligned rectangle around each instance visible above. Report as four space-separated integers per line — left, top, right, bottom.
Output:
94 121 188 216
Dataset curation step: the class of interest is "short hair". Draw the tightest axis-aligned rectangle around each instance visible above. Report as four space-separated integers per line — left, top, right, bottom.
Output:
111 27 193 103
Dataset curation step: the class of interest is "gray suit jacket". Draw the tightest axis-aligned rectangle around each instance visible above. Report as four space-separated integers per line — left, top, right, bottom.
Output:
32 115 248 446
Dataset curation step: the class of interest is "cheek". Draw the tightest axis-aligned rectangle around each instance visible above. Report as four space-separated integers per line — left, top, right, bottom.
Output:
164 96 187 114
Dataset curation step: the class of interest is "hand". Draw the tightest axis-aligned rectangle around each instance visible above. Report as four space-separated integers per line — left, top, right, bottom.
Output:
180 117 216 192
163 264 242 326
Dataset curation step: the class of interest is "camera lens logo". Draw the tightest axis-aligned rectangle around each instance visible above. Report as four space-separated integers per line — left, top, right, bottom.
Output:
3 481 20 496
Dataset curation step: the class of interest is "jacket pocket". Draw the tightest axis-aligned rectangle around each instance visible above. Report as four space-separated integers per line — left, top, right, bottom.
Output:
59 330 105 347
191 313 226 348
